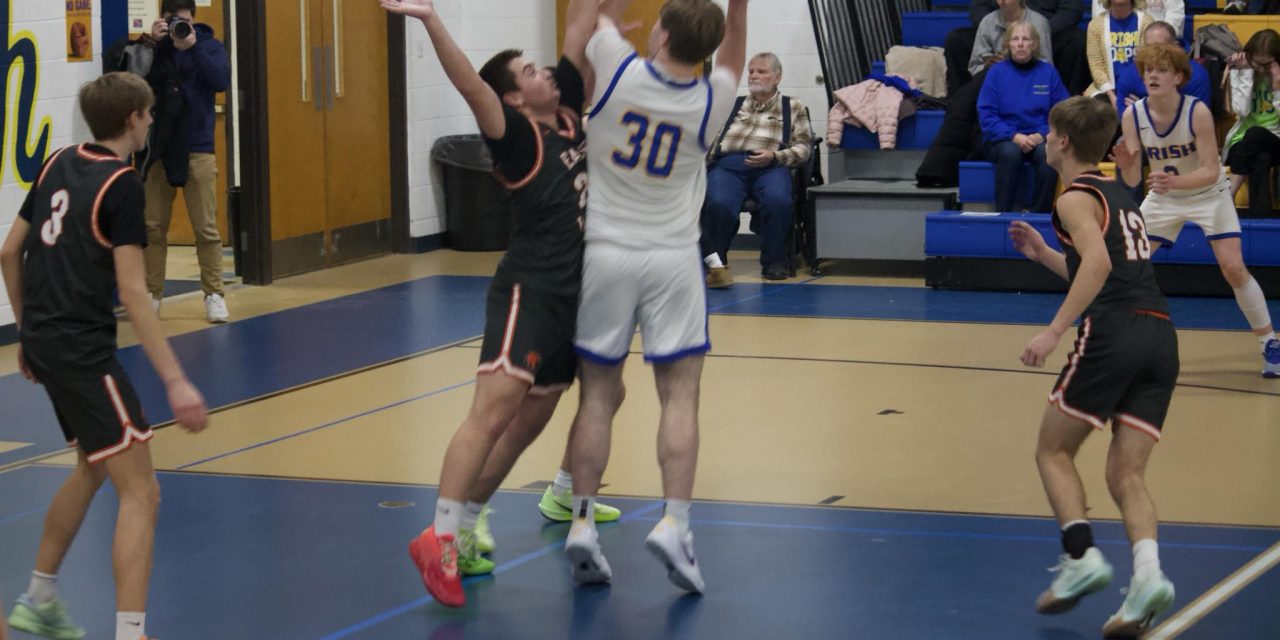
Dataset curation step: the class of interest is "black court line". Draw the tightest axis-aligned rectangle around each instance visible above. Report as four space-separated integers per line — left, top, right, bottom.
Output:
453 343 1280 399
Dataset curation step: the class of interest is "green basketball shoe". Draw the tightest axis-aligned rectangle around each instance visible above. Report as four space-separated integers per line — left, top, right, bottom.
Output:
537 486 621 523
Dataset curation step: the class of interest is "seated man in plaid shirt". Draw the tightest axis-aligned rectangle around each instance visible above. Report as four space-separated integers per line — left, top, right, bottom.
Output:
701 52 813 286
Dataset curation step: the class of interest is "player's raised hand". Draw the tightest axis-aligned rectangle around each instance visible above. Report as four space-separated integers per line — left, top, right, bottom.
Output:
1148 170 1173 195
167 379 209 434
1111 140 1138 168
378 0 435 21
1009 220 1049 263
1020 329 1060 368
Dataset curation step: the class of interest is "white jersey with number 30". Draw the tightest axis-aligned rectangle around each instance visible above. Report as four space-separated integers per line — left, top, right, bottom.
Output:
584 27 738 248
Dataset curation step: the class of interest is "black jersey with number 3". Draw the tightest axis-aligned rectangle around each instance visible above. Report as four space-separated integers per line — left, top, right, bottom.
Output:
1051 172 1168 317
483 57 588 297
18 144 147 372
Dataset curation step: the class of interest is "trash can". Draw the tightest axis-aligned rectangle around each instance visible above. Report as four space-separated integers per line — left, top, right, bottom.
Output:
431 134 514 251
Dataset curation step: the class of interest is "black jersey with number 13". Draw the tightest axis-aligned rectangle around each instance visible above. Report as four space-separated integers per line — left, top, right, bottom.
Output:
1051 172 1168 317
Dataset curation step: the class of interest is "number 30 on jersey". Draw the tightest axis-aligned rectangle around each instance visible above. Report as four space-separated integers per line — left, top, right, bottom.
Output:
611 111 683 178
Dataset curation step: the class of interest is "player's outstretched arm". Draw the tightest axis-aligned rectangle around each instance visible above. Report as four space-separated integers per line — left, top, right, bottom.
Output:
562 0 600 72
715 0 748 83
597 0 631 33
1115 104 1143 188
0 218 36 382
380 0 505 139
1021 191 1111 368
114 245 209 433
1009 219 1068 280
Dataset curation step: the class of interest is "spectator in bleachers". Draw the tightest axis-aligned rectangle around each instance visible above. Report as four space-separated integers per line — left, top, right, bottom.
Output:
945 0 1085 96
978 20 1069 212
1114 21 1210 118
1224 0 1280 14
701 52 813 286
1086 0 1153 111
1225 30 1280 219
1090 0 1183 37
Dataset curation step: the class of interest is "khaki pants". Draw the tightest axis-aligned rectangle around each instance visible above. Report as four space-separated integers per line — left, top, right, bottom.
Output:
144 153 223 297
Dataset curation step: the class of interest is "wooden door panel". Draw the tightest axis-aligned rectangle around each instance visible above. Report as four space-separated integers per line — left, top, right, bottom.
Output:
265 0 329 242
321 0 390 232
557 0 665 62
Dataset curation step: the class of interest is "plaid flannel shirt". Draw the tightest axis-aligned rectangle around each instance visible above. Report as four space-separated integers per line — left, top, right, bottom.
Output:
714 91 813 168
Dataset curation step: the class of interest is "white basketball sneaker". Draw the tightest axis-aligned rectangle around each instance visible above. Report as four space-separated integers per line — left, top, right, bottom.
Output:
1035 547 1114 614
1102 570 1175 638
644 515 705 594
565 520 612 584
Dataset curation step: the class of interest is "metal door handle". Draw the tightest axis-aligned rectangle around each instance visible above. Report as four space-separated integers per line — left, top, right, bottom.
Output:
332 0 344 98
300 0 310 102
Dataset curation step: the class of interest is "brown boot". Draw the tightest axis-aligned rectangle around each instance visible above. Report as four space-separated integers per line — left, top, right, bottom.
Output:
705 266 734 288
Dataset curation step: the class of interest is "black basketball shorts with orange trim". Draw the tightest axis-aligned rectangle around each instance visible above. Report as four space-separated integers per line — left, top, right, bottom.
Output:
477 280 578 394
1048 311 1179 440
26 356 153 463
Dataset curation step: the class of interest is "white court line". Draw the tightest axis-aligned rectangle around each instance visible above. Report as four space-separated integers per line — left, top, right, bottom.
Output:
1146 540 1280 639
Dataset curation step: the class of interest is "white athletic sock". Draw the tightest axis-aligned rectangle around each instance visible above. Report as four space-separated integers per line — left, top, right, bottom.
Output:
27 570 57 605
1259 331 1277 354
462 501 484 531
115 611 145 640
433 498 464 538
552 470 573 496
1232 278 1273 334
664 499 692 533
704 253 724 269
572 495 596 523
1132 539 1160 581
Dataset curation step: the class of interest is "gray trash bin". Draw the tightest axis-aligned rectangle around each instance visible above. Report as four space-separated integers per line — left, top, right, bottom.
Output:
431 134 513 251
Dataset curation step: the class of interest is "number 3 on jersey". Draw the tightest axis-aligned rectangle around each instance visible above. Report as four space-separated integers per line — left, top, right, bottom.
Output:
41 189 71 246
611 111 683 178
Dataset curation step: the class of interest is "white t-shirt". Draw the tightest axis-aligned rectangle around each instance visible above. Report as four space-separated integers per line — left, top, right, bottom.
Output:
1092 0 1184 36
584 26 738 248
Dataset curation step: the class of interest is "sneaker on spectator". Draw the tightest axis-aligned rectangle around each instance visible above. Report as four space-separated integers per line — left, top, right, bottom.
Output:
1224 0 1247 13
205 293 229 324
761 263 789 281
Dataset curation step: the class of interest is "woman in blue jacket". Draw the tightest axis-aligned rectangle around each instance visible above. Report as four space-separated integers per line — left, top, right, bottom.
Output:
978 20 1070 212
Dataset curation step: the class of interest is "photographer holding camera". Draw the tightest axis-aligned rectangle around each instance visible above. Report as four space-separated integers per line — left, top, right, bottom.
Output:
143 0 231 323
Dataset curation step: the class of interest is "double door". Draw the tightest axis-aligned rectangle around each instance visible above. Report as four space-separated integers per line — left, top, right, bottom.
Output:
263 0 391 277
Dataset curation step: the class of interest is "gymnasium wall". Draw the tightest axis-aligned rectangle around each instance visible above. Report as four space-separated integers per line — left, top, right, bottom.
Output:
0 0 102 328
403 0 829 240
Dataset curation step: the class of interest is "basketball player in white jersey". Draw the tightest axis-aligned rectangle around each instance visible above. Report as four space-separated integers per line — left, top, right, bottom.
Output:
1115 43 1280 377
563 0 748 593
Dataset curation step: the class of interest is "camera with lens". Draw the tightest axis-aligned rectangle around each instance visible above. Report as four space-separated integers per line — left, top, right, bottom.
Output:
167 16 194 40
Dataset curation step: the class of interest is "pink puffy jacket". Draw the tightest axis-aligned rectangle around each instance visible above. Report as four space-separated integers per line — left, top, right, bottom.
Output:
827 76 917 150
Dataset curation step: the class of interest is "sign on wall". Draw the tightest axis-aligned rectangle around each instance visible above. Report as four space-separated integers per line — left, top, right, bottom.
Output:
128 0 151 34
66 0 92 62
1 0 53 188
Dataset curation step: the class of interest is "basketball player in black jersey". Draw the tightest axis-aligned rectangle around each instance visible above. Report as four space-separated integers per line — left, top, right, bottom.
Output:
379 0 622 608
1009 96 1179 637
1 73 208 640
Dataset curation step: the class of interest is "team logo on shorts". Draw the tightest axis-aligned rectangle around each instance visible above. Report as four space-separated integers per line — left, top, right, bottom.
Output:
525 352 542 371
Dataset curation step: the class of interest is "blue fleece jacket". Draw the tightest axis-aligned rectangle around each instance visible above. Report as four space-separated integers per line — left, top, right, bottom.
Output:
1114 59 1211 118
157 23 230 153
978 59 1069 143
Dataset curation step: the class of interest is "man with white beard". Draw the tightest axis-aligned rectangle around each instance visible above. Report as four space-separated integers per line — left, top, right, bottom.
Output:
699 52 813 286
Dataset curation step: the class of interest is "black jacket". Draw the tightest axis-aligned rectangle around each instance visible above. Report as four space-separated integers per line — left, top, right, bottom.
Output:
969 0 1082 37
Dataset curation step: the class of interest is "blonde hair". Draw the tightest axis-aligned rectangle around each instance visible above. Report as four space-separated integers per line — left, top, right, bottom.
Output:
1001 20 1042 57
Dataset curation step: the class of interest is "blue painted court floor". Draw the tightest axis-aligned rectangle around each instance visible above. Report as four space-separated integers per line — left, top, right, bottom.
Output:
1 466 1275 639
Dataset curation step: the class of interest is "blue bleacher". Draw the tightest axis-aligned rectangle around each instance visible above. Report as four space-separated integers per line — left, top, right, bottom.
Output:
957 161 1041 210
930 0 970 8
840 110 945 151
926 211 1280 267
901 12 971 47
